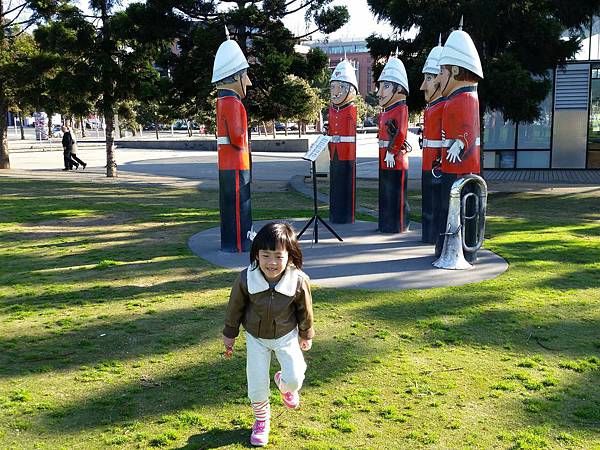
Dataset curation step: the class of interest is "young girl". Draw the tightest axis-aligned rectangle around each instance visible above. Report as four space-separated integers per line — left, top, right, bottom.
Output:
223 221 314 447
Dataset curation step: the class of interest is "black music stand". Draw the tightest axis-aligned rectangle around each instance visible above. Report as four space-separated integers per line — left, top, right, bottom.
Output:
297 136 343 243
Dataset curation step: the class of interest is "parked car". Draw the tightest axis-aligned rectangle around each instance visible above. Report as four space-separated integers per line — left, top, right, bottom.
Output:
51 125 63 138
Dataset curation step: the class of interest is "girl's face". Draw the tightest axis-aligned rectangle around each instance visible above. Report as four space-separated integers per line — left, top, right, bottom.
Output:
258 245 289 282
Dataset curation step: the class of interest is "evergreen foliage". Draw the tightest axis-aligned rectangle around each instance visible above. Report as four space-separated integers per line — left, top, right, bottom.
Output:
366 0 600 122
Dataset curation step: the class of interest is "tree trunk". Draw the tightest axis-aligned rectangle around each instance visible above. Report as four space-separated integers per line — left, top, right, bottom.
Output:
0 93 10 169
47 115 53 139
105 108 117 177
100 0 117 177
115 113 122 138
271 120 276 138
80 116 86 137
298 120 302 138
19 112 25 140
154 119 159 140
187 120 192 137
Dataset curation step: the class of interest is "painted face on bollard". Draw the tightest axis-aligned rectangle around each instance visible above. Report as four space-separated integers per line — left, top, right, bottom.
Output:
420 73 440 103
239 71 252 99
377 81 403 108
435 66 456 97
330 81 353 106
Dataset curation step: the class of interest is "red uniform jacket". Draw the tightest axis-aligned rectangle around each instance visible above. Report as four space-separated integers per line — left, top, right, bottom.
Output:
216 90 250 171
328 103 357 161
378 100 408 171
422 97 445 171
440 86 480 175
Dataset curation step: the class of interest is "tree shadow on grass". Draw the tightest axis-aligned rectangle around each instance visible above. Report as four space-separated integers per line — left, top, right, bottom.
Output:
34 335 380 434
0 263 234 314
175 428 253 449
0 295 235 378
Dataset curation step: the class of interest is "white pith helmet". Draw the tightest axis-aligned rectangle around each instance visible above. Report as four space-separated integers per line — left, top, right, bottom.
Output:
330 59 359 92
211 26 250 83
422 35 443 75
378 51 409 94
438 17 483 79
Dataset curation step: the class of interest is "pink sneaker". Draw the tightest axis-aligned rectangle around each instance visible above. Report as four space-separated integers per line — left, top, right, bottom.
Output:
250 419 270 447
274 371 300 409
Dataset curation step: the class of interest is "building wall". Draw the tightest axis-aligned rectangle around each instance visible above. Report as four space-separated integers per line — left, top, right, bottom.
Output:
306 40 376 97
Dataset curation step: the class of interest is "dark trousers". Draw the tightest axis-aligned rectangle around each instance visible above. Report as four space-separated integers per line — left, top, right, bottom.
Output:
219 169 252 253
421 170 442 244
71 154 85 167
63 150 74 169
434 173 479 262
378 168 409 233
329 158 355 224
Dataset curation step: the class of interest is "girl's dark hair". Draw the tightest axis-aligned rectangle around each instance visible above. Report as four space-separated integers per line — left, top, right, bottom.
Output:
250 221 303 269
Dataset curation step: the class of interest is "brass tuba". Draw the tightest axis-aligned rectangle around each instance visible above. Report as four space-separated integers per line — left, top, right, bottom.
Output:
433 174 488 270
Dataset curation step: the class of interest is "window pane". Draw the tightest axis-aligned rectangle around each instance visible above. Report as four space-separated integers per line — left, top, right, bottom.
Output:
483 151 516 168
516 151 550 168
484 110 516 149
592 16 600 60
517 73 553 149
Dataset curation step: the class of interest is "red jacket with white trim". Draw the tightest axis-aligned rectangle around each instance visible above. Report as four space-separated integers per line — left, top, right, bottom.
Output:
216 90 250 171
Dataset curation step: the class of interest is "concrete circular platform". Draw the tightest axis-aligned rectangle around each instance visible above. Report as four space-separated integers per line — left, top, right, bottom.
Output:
188 219 508 291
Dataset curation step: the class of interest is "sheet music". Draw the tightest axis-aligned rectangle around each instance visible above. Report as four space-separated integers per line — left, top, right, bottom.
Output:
303 135 331 161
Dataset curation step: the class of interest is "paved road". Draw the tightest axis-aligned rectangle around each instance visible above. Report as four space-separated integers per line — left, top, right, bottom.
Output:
8 143 425 182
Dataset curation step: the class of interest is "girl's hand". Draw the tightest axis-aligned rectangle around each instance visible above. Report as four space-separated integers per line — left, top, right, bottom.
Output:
299 338 312 351
223 335 235 358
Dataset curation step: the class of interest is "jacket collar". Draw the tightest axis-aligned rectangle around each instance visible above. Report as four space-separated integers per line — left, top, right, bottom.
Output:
247 265 300 297
383 99 406 112
218 89 241 100
447 85 477 100
428 96 446 108
331 101 353 112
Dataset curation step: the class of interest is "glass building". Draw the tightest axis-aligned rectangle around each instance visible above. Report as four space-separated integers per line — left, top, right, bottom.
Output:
484 16 600 169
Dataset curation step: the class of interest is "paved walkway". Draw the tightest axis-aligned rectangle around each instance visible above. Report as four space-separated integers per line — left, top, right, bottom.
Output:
484 169 600 184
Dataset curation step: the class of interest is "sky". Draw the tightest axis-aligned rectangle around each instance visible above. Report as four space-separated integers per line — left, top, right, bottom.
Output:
282 0 396 41
75 0 396 42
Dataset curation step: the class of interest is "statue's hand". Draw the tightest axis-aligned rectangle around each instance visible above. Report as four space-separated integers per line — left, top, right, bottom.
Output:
384 151 396 168
446 140 464 163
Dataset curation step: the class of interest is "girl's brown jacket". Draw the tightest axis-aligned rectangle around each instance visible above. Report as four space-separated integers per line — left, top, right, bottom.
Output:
223 266 314 340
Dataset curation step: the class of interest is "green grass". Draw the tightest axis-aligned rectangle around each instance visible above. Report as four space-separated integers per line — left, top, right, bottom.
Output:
0 177 599 449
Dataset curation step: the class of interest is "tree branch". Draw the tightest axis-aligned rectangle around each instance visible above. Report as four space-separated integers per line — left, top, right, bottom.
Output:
294 27 321 40
11 20 36 37
285 0 317 16
4 5 30 28
3 1 27 16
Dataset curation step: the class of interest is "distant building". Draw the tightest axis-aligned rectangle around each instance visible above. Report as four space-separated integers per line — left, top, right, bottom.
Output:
305 39 375 97
484 16 600 169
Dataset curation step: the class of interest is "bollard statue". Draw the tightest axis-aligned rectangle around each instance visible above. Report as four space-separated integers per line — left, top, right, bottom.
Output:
212 27 253 253
377 53 410 233
328 59 358 224
420 36 445 244
434 18 484 263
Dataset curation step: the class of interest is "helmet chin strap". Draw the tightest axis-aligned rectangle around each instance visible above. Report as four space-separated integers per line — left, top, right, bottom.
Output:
440 73 451 97
334 84 351 106
382 85 400 108
428 83 441 102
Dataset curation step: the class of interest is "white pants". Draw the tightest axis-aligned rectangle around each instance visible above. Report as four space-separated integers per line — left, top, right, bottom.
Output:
246 328 307 403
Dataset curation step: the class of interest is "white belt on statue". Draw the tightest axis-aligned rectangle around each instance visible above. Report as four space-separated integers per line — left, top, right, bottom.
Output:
378 140 390 147
217 136 230 145
330 135 356 143
422 138 443 148
441 137 480 147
